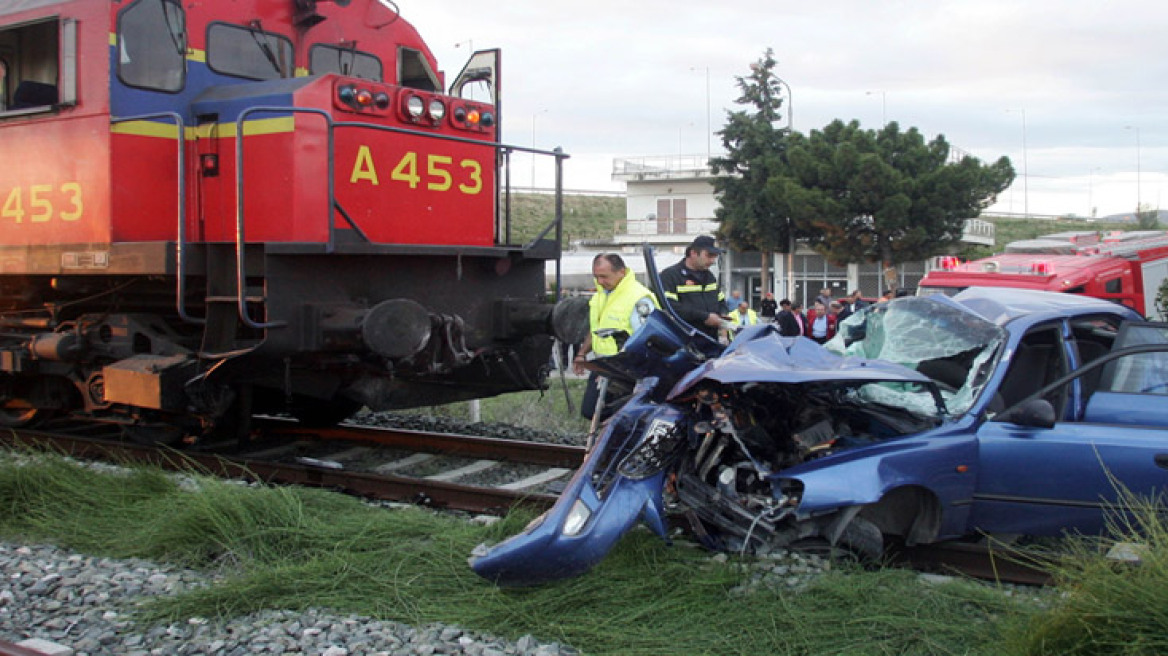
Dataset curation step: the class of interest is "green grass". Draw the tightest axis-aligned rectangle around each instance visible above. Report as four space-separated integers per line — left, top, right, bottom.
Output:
402 377 593 436
509 193 626 245
1003 491 1168 656
1 449 1040 655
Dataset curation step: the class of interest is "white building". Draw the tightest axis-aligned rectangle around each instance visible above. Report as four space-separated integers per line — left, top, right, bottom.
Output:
555 154 994 307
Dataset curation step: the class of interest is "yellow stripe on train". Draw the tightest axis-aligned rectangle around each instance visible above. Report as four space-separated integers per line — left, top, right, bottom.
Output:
111 117 296 140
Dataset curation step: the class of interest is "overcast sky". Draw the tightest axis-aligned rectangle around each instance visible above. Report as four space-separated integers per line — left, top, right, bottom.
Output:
402 1 1166 219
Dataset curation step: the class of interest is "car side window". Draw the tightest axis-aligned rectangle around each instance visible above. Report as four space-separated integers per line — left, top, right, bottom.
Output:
992 325 1069 417
1098 323 1168 395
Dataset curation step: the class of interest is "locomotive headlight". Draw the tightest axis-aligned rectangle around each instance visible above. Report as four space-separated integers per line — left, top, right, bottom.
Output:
406 95 425 118
466 109 480 125
355 88 374 107
428 99 446 121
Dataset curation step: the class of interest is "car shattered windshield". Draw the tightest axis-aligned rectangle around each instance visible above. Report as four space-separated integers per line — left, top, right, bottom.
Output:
826 296 1005 415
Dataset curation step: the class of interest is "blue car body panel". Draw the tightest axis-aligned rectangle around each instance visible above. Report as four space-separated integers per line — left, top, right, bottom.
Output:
472 286 1168 585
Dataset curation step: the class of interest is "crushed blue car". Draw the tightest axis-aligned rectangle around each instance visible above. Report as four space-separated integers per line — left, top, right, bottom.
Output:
472 257 1168 586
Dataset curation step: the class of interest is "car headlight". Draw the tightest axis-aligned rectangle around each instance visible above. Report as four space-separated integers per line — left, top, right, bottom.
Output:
617 418 683 480
562 499 592 536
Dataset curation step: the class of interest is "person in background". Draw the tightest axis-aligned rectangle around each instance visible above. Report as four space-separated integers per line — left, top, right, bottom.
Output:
730 301 759 330
814 287 834 308
878 288 895 304
837 289 867 322
759 292 778 323
805 300 837 344
776 298 801 336
574 253 658 420
726 289 746 314
791 301 807 336
659 235 728 340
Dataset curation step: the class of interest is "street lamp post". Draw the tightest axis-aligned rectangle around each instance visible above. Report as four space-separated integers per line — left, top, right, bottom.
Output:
1007 108 1028 218
866 90 886 128
689 66 712 160
1088 167 1101 218
1125 125 1142 215
775 76 793 131
531 109 547 188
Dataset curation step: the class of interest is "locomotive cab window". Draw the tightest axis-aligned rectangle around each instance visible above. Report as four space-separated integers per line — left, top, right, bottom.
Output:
117 0 186 92
0 18 60 113
207 22 294 81
310 44 382 81
398 47 439 91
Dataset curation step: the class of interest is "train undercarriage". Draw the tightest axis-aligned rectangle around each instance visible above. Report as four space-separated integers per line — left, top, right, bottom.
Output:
0 240 569 444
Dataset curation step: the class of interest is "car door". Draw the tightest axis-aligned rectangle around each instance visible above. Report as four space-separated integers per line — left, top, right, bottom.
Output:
969 320 1168 538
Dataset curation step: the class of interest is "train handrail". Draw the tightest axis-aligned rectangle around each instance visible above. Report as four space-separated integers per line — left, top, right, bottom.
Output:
109 111 201 324
235 106 335 329
235 107 571 329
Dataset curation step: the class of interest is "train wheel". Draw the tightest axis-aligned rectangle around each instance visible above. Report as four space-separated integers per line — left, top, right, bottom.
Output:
289 397 363 428
0 404 42 428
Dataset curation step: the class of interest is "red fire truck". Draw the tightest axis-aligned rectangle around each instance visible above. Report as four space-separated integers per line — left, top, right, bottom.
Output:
919 230 1168 318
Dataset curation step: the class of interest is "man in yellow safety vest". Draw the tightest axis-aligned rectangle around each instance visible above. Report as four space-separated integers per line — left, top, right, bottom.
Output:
573 253 658 421
730 302 759 332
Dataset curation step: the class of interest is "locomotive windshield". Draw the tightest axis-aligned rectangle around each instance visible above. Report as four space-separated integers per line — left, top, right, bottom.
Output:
117 0 186 92
206 22 294 81
309 44 383 81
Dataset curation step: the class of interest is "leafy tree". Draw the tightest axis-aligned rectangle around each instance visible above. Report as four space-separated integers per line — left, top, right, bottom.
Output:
1137 204 1161 230
712 50 1015 293
788 120 1015 288
709 49 794 295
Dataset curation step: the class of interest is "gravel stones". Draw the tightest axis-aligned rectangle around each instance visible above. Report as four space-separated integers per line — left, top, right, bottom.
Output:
0 542 578 656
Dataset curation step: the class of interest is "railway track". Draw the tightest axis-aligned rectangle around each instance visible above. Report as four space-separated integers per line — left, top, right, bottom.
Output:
0 419 1055 586
1 418 587 515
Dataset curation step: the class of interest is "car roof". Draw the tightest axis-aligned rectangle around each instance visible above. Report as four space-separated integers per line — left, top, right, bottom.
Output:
950 287 1142 325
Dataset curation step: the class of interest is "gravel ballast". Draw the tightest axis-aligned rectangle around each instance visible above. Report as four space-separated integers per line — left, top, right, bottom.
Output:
1 542 578 656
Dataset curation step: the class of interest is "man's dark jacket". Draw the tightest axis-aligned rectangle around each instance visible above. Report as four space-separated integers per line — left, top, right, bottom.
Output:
776 309 801 337
659 259 723 338
759 297 778 319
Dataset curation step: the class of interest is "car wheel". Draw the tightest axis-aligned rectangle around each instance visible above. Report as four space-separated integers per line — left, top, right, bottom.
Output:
790 516 884 563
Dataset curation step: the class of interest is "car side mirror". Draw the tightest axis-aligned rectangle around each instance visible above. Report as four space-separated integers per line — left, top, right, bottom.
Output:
997 398 1056 429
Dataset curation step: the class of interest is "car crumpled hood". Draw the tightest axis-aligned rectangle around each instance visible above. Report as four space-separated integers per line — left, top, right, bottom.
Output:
667 325 933 400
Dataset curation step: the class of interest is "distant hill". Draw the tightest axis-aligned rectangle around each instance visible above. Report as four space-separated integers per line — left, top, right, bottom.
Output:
1098 209 1168 224
509 193 625 244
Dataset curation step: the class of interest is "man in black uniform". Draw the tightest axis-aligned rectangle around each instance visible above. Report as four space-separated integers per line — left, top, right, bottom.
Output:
659 235 727 339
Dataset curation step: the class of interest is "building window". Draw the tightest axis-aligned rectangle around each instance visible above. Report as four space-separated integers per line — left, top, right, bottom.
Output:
118 0 186 92
656 198 687 234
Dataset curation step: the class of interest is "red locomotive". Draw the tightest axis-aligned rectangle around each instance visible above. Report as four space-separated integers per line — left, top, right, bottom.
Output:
0 0 567 442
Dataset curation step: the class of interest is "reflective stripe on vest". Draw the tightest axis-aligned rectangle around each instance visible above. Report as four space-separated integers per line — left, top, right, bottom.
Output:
588 274 658 356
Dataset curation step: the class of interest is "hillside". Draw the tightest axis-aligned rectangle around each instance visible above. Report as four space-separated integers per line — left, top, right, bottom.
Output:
508 193 625 244
508 195 1149 255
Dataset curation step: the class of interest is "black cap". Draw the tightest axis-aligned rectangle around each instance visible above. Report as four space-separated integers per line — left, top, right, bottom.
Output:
689 235 722 255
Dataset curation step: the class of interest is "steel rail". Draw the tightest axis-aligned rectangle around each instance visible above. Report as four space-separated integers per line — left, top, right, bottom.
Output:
254 417 586 468
0 429 564 515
